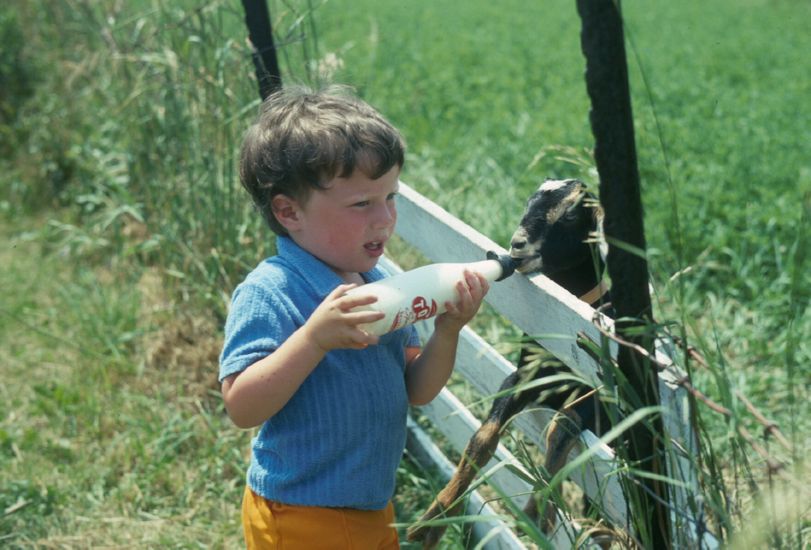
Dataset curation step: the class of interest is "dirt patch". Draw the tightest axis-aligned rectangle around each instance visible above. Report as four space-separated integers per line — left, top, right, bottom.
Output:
138 268 223 401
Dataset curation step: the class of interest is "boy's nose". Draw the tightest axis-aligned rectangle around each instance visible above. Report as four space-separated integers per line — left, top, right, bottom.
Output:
372 203 396 228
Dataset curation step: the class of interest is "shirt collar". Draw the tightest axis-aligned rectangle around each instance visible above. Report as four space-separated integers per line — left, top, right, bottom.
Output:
275 236 388 298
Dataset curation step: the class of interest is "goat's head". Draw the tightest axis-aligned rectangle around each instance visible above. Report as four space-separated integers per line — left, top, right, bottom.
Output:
509 178 605 275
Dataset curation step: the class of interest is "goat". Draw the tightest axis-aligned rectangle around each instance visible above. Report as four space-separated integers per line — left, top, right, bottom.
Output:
407 178 613 548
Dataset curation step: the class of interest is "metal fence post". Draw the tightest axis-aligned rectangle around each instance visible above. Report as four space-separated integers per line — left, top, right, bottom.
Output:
241 0 282 100
576 0 672 546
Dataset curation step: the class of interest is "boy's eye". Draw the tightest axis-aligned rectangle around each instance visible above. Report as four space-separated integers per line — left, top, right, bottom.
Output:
351 192 397 207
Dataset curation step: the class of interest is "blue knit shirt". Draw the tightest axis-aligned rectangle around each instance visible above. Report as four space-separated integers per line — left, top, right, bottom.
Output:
219 237 420 510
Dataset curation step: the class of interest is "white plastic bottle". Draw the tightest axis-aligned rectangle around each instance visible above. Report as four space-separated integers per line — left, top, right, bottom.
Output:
345 252 516 336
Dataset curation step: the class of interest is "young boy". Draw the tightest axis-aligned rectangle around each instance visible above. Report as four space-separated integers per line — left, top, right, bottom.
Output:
219 86 490 549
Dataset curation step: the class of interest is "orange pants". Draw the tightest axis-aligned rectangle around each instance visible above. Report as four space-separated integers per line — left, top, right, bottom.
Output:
241 486 400 549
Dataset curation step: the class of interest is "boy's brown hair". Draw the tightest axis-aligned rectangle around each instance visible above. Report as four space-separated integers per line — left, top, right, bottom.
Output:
239 85 406 235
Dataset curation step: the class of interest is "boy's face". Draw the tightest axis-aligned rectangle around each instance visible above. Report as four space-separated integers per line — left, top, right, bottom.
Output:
275 165 401 282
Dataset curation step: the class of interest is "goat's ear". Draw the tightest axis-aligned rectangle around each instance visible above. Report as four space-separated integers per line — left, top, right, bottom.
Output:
570 189 589 209
591 206 609 259
589 201 605 224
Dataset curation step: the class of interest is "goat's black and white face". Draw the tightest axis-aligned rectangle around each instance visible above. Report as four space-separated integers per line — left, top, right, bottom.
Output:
509 178 604 275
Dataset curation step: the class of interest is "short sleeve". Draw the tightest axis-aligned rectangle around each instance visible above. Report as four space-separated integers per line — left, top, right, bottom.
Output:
404 324 421 348
218 282 298 382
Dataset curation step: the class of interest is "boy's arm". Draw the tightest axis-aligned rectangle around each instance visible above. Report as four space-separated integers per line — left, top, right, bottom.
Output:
405 271 489 406
221 327 325 428
222 284 384 428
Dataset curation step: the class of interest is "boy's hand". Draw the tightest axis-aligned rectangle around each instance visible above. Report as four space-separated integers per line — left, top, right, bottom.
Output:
303 284 385 352
435 270 490 334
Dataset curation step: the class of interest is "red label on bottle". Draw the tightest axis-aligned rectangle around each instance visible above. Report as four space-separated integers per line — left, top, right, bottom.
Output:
388 310 409 332
412 296 437 320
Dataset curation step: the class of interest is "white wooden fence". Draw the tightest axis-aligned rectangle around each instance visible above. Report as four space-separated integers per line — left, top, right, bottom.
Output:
387 182 719 549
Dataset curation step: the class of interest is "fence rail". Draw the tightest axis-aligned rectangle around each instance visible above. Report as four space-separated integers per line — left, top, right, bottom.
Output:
391 182 719 549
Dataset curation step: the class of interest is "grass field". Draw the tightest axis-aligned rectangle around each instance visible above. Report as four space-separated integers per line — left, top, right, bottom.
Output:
1 0 809 547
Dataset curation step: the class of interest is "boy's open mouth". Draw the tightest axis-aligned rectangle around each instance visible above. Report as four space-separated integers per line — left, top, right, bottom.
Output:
364 241 385 255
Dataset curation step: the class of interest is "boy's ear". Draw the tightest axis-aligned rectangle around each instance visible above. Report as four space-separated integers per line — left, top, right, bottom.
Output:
271 194 302 231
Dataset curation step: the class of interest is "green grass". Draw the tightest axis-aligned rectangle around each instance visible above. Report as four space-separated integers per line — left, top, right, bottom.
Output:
0 219 248 546
1 0 809 547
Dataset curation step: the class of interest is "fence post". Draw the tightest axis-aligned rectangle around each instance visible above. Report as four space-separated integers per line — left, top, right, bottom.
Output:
575 0 672 547
240 0 282 100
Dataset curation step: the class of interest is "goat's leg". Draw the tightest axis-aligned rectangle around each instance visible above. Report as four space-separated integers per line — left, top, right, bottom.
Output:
406 368 541 548
405 416 505 548
538 406 585 533
525 395 603 534
408 343 581 548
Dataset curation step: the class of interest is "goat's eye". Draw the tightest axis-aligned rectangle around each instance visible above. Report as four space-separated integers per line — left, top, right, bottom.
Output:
562 209 581 224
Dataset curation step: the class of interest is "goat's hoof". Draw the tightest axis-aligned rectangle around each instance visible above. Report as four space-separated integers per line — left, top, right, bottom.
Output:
524 495 559 535
542 503 559 534
406 523 443 549
406 501 451 549
406 526 442 549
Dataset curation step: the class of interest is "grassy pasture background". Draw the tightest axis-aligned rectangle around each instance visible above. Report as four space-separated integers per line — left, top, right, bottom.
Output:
1 0 809 547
